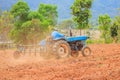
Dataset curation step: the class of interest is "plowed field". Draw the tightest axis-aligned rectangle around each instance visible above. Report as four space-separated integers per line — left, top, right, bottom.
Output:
0 44 120 80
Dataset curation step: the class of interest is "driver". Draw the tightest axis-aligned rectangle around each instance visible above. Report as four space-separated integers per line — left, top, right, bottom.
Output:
51 28 65 40
39 28 65 46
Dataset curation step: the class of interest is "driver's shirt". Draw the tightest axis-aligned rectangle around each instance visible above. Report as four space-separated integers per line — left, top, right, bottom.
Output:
51 31 65 40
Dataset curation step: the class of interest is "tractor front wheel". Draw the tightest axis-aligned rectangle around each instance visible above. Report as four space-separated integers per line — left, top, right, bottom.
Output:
81 46 91 57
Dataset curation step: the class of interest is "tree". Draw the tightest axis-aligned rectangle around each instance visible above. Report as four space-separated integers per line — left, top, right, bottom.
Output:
27 11 49 27
38 4 58 26
71 0 93 35
0 11 14 41
110 22 118 43
114 16 120 27
27 11 44 21
10 1 58 44
98 14 111 43
113 16 120 42
10 1 30 21
10 19 44 44
10 1 30 44
10 0 30 29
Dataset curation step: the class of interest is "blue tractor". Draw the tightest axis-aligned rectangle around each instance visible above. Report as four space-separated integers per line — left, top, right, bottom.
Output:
39 30 91 58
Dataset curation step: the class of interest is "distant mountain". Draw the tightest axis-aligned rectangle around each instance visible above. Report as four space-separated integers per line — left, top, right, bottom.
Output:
0 0 120 22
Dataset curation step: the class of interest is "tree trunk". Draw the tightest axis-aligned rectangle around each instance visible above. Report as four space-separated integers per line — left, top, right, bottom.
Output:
70 30 72 36
113 36 117 43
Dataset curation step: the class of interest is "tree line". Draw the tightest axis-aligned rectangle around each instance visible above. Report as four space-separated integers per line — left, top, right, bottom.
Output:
70 0 120 43
0 0 120 44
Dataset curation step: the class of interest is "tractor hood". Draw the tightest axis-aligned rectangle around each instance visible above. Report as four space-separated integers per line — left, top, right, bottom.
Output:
39 36 89 46
66 36 89 42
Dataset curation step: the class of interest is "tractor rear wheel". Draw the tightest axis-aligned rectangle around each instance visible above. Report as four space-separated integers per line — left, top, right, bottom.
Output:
81 46 91 57
53 40 71 59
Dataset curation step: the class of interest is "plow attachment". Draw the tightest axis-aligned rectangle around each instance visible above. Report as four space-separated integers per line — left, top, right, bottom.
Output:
13 45 48 59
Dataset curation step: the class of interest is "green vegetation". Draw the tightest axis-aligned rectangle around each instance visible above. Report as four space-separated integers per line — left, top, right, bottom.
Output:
110 22 118 43
0 0 120 44
38 4 58 26
98 14 112 43
0 11 14 41
71 0 93 35
113 16 120 43
9 1 58 44
87 39 104 44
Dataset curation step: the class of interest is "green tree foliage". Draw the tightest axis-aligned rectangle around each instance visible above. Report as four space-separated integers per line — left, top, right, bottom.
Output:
10 1 30 28
113 16 120 42
38 4 58 26
10 1 30 44
10 1 30 21
114 16 120 27
10 1 58 44
98 14 111 43
28 11 44 21
10 19 45 44
71 0 93 30
27 11 52 27
0 11 14 41
110 22 118 43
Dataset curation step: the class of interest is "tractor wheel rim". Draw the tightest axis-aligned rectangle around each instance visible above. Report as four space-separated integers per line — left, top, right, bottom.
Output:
84 48 90 55
58 47 65 54
58 44 68 57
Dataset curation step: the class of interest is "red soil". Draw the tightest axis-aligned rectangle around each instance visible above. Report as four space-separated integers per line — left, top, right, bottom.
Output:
0 44 120 80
